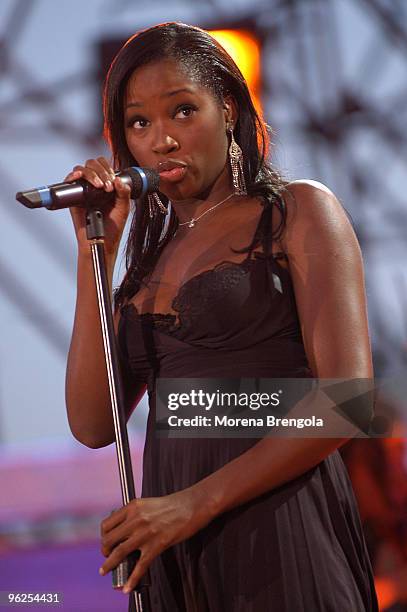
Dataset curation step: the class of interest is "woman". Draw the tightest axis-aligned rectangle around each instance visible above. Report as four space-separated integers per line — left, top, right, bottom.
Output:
65 22 378 611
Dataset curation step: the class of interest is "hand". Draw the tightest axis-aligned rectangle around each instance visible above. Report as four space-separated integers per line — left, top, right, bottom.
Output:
99 488 212 593
64 156 131 258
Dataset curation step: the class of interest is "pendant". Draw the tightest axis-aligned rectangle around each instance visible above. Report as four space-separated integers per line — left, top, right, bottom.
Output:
188 219 196 228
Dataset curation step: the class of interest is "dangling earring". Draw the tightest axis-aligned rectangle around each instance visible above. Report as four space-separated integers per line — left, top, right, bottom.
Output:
148 195 154 219
228 125 247 196
147 192 168 219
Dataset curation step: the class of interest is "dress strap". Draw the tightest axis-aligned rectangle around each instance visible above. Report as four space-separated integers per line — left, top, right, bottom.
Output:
247 195 288 262
240 199 270 262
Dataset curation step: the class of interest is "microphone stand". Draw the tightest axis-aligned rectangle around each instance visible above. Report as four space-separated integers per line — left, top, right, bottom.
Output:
86 208 151 612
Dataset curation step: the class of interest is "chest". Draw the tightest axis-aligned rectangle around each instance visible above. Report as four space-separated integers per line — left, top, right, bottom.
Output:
130 210 288 315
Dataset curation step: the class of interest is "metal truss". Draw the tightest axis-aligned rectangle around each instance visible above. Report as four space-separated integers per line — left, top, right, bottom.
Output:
1 0 406 375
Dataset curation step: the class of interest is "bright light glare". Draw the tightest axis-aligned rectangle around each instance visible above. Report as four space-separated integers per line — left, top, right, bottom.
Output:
209 29 262 116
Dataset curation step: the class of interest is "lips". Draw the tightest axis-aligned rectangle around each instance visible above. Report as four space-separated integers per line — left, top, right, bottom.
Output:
157 159 187 183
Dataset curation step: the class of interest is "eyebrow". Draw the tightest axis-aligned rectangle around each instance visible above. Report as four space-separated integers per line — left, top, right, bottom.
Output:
125 88 195 109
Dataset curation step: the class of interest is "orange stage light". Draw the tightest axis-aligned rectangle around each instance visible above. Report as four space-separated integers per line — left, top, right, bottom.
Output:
208 29 263 119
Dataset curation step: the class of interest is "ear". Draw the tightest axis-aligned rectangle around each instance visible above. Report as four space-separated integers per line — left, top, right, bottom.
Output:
222 95 238 130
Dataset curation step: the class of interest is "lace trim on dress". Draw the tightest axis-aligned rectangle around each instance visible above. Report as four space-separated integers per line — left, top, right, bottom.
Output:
120 250 289 335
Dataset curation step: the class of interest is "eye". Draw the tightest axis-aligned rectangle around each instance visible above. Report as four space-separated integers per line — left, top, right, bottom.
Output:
174 104 197 119
127 116 149 129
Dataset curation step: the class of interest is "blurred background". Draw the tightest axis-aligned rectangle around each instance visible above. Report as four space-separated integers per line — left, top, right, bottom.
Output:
1 0 406 610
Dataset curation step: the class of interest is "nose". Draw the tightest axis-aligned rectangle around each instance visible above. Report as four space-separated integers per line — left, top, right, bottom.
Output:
151 127 179 155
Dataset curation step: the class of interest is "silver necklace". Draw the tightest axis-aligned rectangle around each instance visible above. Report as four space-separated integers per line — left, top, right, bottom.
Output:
178 192 235 228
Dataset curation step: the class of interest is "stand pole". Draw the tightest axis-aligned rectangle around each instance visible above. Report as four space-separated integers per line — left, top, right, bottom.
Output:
86 209 151 612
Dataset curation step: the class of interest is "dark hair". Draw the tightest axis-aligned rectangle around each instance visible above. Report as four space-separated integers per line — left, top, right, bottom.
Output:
103 22 289 308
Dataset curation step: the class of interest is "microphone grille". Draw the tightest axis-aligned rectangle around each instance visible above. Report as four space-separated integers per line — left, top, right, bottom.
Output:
142 168 160 193
126 167 159 197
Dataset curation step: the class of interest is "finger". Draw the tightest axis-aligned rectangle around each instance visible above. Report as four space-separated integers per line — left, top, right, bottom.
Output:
101 507 127 536
99 539 138 575
64 169 83 182
102 521 152 560
113 176 131 201
101 521 133 557
101 515 147 558
101 517 158 557
122 551 151 594
97 156 116 181
100 519 153 574
79 166 105 189
85 158 115 190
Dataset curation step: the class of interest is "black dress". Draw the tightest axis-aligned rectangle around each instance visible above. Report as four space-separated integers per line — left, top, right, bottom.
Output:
117 209 378 611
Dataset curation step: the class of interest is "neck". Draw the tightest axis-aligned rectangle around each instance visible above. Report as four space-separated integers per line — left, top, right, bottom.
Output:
169 166 234 225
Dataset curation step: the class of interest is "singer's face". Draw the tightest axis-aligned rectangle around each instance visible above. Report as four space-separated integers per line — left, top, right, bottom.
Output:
123 59 233 200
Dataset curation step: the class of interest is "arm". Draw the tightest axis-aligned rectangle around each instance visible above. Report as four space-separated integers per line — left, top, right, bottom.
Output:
65 251 146 449
65 251 116 448
99 180 374 589
188 179 374 515
65 158 146 449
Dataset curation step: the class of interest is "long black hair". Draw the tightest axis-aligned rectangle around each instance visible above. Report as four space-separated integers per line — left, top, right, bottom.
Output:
103 22 289 308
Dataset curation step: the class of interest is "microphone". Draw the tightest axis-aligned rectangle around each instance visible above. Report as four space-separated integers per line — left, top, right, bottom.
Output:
15 166 160 210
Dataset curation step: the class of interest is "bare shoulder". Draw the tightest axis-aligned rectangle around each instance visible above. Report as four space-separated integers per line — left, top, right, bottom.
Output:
286 178 335 195
283 179 346 222
277 179 357 254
